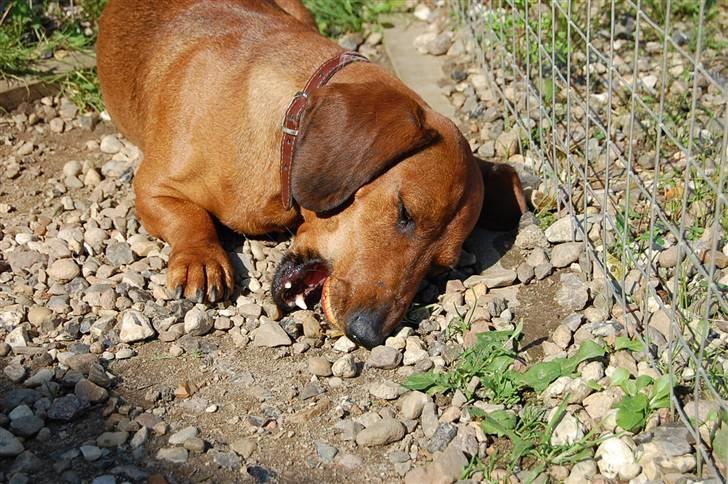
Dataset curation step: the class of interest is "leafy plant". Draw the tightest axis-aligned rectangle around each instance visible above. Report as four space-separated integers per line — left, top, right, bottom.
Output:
610 368 671 433
405 324 522 403
404 324 605 403
614 336 645 353
303 0 394 37
472 399 603 477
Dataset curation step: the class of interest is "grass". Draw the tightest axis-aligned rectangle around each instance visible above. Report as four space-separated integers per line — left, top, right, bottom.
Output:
302 0 397 37
0 0 107 111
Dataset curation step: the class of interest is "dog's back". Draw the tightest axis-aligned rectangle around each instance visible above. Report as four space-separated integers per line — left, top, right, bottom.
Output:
97 0 316 148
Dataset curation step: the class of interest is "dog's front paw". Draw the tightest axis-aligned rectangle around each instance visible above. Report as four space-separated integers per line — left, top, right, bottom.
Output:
167 243 234 303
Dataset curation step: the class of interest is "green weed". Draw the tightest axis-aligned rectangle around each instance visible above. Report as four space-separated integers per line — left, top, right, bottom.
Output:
472 399 604 478
404 323 606 402
610 368 672 432
56 67 104 112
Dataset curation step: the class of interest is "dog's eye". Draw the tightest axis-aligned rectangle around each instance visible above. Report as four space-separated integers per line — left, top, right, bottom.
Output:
397 197 414 233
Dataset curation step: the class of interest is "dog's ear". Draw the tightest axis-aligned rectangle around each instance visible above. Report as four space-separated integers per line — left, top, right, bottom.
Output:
291 82 436 213
475 157 528 230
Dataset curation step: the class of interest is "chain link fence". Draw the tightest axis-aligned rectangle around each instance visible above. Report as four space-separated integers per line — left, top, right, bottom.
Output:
451 0 726 478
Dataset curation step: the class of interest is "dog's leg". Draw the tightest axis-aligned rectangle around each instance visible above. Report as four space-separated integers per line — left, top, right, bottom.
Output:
134 171 234 303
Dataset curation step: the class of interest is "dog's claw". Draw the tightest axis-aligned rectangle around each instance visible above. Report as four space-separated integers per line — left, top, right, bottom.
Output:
194 288 204 303
174 285 184 299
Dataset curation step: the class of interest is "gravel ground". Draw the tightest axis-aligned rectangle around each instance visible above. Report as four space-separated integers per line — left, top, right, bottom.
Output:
1 3 727 484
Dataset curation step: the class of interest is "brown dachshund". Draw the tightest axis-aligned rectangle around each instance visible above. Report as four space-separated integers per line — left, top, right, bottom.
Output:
96 0 527 348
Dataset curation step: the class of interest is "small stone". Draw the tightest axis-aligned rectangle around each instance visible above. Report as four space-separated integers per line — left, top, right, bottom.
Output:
551 242 584 268
183 306 213 336
169 345 184 357
367 346 402 369
209 449 241 469
47 258 80 282
9 416 44 437
27 306 53 328
24 368 53 387
517 262 535 283
427 423 458 453
300 382 325 400
0 428 24 457
156 447 188 463
370 381 405 400
168 426 198 445
545 216 585 243
565 460 597 484
308 357 333 377
331 354 358 378
403 338 428 366
479 265 518 288
413 4 432 21
334 420 364 441
426 32 452 56
534 262 553 280
5 326 29 348
100 135 123 154
421 401 439 438
515 224 549 249
355 418 406 447
315 441 338 464
595 437 640 480
252 321 292 347
549 412 585 446
63 160 82 177
130 426 148 448
552 325 572 349
115 348 134 359
119 310 156 343
80 445 103 461
91 476 115 484
399 391 429 420
47 394 88 421
658 246 678 268
4 364 26 383
231 438 256 458
337 453 363 469
301 314 321 338
75 379 108 403
333 336 356 353
495 131 519 158
105 241 134 266
9 405 33 421
555 273 589 311
430 444 469 484
183 437 205 453
16 141 34 156
96 431 128 448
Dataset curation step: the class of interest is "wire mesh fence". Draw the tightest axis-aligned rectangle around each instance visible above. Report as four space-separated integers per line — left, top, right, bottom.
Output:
451 0 727 478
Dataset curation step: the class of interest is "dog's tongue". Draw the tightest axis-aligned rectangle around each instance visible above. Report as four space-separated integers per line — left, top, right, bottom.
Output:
283 263 329 310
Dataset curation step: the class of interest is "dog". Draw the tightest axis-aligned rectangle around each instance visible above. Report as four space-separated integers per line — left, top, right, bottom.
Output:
96 0 527 348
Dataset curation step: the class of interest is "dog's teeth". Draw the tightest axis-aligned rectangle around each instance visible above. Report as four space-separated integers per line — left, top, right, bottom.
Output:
284 282 292 289
295 294 307 310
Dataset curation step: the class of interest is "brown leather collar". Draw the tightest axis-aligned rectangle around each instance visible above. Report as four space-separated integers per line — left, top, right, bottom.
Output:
280 51 369 210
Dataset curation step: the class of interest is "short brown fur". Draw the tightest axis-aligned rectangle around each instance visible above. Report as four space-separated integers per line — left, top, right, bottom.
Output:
97 0 526 346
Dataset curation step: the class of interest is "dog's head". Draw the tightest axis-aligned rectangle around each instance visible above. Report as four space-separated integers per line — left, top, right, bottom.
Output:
272 81 526 347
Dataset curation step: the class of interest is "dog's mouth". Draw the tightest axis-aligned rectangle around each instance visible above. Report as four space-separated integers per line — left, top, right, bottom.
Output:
272 254 338 327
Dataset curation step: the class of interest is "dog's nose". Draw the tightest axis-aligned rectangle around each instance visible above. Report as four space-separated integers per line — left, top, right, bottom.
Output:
346 310 384 349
